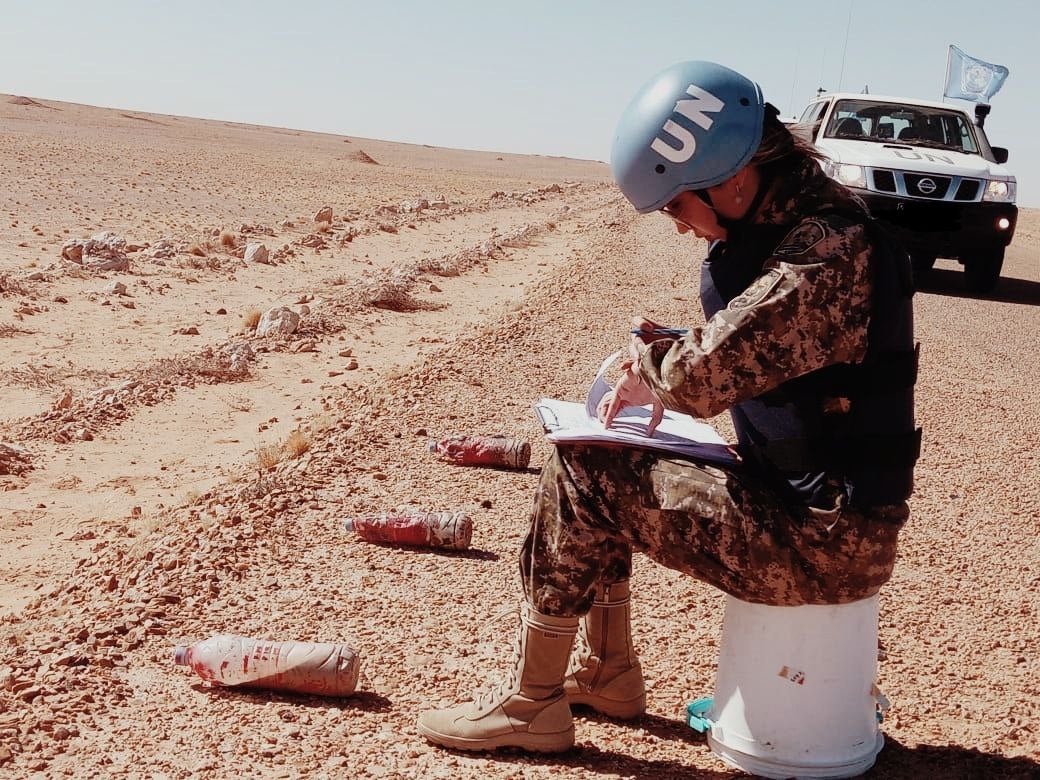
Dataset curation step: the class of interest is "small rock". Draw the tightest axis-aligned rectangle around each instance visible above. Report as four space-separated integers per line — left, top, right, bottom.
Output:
345 358 359 370
338 349 353 358
216 308 227 315
314 206 333 223
18 686 42 703
244 243 270 265
174 326 200 336
60 240 84 263
255 307 301 338
104 281 128 296
429 283 442 293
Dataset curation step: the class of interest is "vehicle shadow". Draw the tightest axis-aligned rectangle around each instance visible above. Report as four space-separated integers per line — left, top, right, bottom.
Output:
461 731 1040 779
917 267 1040 304
866 735 1040 779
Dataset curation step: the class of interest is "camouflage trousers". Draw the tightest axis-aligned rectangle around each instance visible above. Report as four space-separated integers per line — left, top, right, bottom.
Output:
520 444 908 616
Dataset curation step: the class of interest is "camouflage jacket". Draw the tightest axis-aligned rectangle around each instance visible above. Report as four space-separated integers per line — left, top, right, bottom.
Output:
639 158 875 419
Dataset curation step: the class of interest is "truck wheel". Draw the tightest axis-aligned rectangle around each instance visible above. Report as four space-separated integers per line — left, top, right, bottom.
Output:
910 254 936 282
964 251 1004 294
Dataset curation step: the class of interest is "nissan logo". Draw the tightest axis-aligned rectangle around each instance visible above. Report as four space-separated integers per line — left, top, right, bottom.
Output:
917 178 937 194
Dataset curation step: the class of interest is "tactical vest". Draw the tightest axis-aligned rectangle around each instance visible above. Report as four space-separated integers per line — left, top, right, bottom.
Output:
699 211 921 508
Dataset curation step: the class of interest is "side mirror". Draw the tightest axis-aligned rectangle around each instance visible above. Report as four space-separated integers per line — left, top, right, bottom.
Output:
991 146 1009 164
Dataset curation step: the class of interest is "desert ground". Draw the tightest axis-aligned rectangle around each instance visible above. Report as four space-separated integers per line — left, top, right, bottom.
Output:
0 93 1038 779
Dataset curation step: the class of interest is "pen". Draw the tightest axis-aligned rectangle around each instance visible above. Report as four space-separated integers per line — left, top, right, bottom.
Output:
630 328 689 337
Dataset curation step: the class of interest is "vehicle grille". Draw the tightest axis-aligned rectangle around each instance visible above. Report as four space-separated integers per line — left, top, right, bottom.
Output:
873 170 896 192
904 173 950 199
865 168 983 202
955 180 981 200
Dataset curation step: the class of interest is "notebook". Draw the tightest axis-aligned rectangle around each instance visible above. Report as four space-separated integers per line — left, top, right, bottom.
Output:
533 351 738 465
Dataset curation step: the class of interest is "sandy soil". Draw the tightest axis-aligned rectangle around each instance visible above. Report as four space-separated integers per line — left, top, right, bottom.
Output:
0 93 1038 779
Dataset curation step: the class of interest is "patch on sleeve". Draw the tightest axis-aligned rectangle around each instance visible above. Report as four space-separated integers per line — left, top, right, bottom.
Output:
727 268 783 310
774 219 827 260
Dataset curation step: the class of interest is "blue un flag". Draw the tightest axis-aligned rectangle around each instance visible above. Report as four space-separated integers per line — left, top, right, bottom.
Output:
943 45 1009 103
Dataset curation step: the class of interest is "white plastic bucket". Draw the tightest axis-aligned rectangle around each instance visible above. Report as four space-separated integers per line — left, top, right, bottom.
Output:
706 594 884 779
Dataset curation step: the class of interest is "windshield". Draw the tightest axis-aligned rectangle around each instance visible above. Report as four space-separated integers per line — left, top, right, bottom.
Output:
824 99 979 154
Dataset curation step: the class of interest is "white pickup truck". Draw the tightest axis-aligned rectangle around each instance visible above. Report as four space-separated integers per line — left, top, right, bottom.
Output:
796 93 1018 292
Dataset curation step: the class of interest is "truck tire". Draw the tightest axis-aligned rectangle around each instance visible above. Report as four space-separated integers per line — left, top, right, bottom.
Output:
910 253 936 282
964 250 1004 294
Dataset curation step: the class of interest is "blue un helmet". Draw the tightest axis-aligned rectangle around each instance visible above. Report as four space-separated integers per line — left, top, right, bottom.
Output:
611 61 766 213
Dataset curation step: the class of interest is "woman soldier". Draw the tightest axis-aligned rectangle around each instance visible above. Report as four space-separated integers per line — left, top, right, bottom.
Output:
418 60 919 753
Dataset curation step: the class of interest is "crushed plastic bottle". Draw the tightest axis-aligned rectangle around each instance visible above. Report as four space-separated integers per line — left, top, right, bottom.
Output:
428 434 531 469
344 510 472 550
174 635 360 696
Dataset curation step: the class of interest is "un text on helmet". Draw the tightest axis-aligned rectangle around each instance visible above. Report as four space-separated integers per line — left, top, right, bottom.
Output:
650 85 725 164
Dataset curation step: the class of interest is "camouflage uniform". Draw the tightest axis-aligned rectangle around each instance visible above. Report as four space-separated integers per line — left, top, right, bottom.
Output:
521 160 910 616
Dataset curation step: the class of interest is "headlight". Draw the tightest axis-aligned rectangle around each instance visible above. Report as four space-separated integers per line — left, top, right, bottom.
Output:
822 160 866 189
983 179 1016 203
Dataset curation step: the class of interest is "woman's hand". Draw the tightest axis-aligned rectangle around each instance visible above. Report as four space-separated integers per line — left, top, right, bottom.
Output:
630 315 685 361
631 315 670 344
598 356 664 436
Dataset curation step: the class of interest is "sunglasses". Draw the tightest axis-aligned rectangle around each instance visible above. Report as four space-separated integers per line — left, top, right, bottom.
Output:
660 190 714 220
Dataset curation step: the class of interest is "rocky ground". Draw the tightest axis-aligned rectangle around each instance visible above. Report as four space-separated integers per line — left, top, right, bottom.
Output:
0 93 1038 779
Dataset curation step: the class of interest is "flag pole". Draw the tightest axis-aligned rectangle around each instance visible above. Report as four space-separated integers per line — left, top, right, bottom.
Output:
941 45 952 102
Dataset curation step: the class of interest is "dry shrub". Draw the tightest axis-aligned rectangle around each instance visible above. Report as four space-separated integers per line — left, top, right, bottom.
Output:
7 364 64 390
256 442 283 471
0 323 31 338
359 271 436 312
241 308 262 332
283 429 310 458
312 412 337 433
188 244 207 257
0 274 28 296
220 231 236 248
179 254 221 271
149 352 249 386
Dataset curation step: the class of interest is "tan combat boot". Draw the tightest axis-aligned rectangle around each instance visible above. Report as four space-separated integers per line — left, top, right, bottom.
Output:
564 580 646 719
417 605 578 752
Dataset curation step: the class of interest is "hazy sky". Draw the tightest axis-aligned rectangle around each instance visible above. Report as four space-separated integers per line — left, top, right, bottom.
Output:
3 1 1039 206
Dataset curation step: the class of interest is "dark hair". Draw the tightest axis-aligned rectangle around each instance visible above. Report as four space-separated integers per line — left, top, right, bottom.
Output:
750 113 824 172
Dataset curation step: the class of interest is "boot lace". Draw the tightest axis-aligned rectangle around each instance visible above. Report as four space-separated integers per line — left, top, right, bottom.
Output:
566 621 591 677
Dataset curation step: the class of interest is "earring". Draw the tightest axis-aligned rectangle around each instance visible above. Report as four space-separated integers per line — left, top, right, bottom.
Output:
734 181 744 206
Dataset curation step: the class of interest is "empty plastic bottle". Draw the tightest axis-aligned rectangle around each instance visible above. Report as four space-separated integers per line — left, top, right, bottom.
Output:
344 510 472 550
174 635 360 696
428 434 531 469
